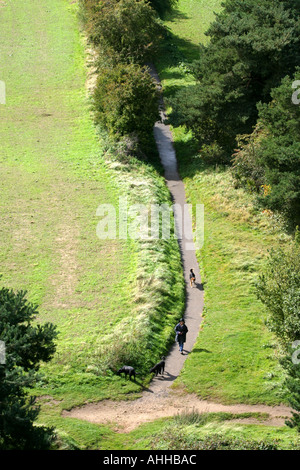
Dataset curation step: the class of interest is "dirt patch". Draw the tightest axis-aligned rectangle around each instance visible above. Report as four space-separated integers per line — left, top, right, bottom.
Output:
62 388 291 433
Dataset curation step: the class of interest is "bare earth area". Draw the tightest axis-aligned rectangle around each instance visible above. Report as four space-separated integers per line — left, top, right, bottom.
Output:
63 66 292 433
62 389 292 433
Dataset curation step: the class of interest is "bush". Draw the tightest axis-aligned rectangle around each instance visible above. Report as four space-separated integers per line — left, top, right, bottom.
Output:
255 240 300 350
232 124 268 192
93 63 160 145
81 0 164 64
280 348 300 433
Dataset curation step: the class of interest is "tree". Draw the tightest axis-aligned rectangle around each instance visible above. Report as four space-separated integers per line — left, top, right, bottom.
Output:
170 0 300 160
255 72 300 223
82 0 164 64
232 70 300 225
256 242 300 349
0 287 58 449
256 240 300 432
147 0 177 17
93 63 160 145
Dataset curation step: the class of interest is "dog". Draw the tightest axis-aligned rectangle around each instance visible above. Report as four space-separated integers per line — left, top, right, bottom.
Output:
116 365 137 381
150 356 166 376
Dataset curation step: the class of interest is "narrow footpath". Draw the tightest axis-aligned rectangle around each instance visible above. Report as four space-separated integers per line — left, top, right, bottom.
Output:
63 67 292 432
144 64 204 395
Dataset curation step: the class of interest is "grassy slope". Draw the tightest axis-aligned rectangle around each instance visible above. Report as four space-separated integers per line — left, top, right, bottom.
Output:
100 412 299 451
0 0 295 450
0 0 139 399
0 0 185 446
154 0 293 405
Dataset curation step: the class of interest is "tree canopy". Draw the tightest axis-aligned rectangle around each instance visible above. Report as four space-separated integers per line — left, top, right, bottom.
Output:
170 0 300 224
170 0 300 157
0 287 57 449
81 0 164 64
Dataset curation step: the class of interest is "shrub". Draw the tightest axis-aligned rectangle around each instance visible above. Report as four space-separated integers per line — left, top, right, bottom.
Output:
280 348 300 433
93 63 160 145
232 124 267 192
81 0 164 64
255 241 300 350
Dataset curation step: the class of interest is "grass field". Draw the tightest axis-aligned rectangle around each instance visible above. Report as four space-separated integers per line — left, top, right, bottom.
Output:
41 409 299 450
0 0 184 415
1 0 297 450
155 0 293 405
0 0 139 398
103 411 299 450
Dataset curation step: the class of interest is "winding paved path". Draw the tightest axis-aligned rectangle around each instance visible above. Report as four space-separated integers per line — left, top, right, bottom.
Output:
145 64 204 396
63 67 292 431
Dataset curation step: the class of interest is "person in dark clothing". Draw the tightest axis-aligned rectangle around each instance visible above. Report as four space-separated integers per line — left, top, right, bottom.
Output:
175 318 188 354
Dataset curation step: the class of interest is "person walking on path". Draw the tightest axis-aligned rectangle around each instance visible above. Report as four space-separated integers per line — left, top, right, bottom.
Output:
189 268 196 288
175 318 188 354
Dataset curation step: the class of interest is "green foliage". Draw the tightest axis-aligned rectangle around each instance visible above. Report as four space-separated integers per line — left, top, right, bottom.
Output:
280 349 300 432
256 242 300 349
151 426 282 450
0 287 57 449
256 240 300 433
233 70 300 224
148 0 177 17
232 123 267 192
169 0 300 159
80 0 164 155
93 63 160 145
81 0 164 64
255 73 300 223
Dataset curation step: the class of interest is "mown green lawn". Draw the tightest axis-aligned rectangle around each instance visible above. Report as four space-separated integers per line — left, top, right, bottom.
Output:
0 0 295 450
155 0 293 405
164 0 222 47
0 1 185 444
0 0 141 404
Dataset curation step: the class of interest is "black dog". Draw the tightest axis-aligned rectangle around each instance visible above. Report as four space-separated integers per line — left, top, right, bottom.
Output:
150 356 166 376
117 365 137 381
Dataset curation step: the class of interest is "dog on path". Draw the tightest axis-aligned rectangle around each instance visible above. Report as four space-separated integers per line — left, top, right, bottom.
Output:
150 356 166 376
117 365 137 381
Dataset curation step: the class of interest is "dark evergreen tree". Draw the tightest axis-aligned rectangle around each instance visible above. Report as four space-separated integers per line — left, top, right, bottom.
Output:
148 0 177 17
0 286 57 449
232 70 300 224
170 0 300 160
